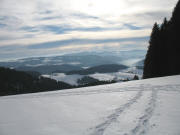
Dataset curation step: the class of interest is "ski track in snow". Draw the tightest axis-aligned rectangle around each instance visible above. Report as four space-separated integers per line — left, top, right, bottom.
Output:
1 79 180 135
90 90 143 135
89 84 180 135
129 90 157 135
128 84 180 135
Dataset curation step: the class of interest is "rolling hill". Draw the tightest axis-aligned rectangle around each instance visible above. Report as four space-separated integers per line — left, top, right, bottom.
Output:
0 75 180 135
66 64 128 75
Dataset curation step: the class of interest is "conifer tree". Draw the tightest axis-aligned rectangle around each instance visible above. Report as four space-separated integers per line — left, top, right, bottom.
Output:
143 23 160 78
143 0 180 78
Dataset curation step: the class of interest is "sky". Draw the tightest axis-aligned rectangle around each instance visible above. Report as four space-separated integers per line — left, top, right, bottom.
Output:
0 0 178 60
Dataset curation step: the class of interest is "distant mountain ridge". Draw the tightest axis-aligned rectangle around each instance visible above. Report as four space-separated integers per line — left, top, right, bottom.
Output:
0 54 117 68
0 50 146 68
15 64 83 74
0 51 145 75
66 64 128 75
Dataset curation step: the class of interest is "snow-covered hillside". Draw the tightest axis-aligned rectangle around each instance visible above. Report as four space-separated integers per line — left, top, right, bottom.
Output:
0 75 180 135
41 67 142 85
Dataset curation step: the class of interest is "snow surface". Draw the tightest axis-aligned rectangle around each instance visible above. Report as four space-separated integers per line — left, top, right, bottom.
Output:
89 72 136 81
42 73 83 85
122 67 143 76
0 75 180 135
42 68 142 85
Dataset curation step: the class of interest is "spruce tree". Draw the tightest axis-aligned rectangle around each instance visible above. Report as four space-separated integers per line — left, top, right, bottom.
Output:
169 0 180 75
143 0 180 78
143 23 160 78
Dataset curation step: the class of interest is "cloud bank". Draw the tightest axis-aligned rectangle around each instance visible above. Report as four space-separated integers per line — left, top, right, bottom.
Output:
0 0 178 60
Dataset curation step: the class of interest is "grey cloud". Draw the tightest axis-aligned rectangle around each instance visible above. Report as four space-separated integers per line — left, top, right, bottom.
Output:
135 11 172 21
20 23 147 35
28 36 149 49
38 10 53 15
0 23 7 28
21 26 39 32
71 13 99 19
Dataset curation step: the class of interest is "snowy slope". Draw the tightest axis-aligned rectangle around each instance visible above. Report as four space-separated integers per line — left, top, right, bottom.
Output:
0 75 180 135
41 68 142 85
42 73 83 85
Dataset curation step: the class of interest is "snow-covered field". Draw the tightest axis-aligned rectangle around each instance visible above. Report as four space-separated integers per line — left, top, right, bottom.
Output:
89 71 140 81
42 67 142 85
0 75 180 135
42 73 83 85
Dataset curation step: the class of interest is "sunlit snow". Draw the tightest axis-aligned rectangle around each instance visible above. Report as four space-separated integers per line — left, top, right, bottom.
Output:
0 75 180 135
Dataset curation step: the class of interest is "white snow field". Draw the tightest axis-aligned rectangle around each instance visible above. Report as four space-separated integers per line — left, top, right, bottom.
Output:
0 75 180 135
42 73 83 85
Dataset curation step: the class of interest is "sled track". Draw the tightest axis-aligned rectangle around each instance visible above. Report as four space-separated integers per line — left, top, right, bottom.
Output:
90 90 143 135
129 90 158 135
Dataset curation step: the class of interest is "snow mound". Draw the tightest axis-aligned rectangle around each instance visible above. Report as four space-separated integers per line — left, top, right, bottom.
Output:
0 75 180 135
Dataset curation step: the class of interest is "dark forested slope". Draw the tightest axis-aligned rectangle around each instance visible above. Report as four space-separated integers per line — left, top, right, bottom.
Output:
0 67 72 96
143 0 180 78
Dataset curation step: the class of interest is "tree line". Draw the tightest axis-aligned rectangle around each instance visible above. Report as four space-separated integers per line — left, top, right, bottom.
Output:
143 0 180 78
0 67 72 96
1 67 134 96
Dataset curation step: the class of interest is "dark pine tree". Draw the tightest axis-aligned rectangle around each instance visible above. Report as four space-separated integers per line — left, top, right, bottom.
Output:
0 67 72 96
169 0 180 75
143 23 160 78
143 0 180 78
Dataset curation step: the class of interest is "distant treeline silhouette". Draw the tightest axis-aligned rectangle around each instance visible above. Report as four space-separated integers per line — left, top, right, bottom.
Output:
0 67 72 96
143 0 180 78
0 67 122 96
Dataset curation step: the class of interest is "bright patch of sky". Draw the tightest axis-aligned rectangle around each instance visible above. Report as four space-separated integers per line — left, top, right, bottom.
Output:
0 0 178 60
